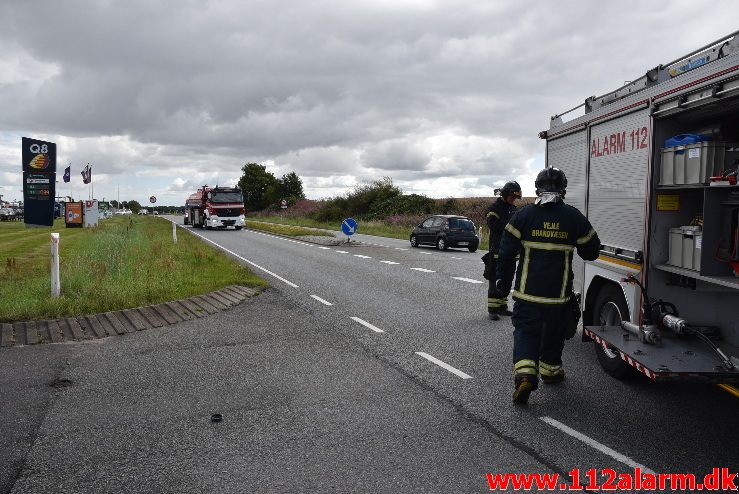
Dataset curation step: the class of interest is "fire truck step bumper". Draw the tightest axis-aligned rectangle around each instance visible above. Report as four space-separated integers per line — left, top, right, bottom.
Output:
585 325 739 383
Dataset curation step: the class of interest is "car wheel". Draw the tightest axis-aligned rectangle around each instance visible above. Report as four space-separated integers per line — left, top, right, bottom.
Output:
437 237 447 251
468 244 478 253
592 284 637 379
410 235 418 248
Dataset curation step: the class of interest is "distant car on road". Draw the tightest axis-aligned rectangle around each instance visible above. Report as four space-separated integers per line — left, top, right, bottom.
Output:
0 208 16 221
410 215 479 252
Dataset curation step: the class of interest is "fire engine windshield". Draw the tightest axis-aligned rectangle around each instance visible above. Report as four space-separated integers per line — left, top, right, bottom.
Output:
210 191 243 203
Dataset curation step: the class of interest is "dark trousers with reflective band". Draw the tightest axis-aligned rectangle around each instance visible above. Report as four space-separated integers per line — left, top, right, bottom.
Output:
486 256 506 312
511 300 568 382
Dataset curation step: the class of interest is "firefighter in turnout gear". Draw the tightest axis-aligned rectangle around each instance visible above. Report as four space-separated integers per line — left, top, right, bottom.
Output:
485 181 522 320
494 168 600 404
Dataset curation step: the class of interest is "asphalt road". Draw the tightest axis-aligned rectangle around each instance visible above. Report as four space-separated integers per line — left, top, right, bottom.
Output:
2 217 736 493
173 220 738 480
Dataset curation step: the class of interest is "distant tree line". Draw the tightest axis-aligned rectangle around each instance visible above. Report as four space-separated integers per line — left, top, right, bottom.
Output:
241 168 520 230
238 163 305 211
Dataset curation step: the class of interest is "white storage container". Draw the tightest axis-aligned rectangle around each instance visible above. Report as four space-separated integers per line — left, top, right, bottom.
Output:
682 231 696 270
668 228 683 266
693 231 702 271
667 227 702 270
660 142 738 185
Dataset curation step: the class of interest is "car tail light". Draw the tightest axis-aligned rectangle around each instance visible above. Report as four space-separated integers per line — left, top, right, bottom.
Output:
240 207 246 215
207 207 216 215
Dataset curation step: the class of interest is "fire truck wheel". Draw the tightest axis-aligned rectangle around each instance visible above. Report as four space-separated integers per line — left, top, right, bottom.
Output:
235 226 242 230
592 284 637 379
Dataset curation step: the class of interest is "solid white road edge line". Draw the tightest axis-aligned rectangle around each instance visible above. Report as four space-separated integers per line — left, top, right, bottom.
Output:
310 294 333 306
452 277 484 284
539 417 655 474
350 317 385 333
179 226 299 288
415 352 472 379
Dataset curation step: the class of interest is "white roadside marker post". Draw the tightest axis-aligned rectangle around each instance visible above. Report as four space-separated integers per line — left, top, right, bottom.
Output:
173 221 177 244
50 232 60 297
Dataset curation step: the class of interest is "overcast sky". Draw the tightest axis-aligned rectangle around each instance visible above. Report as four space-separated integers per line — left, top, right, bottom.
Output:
1 1 737 206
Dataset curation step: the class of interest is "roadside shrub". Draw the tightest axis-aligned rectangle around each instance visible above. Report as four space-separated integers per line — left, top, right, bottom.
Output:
309 177 402 222
368 193 434 218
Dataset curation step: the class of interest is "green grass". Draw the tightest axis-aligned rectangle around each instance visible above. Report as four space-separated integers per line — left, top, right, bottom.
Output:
0 216 266 322
249 215 490 250
244 220 332 237
250 215 411 240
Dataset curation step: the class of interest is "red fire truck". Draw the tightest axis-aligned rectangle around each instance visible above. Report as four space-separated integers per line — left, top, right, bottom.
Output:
184 185 245 230
542 31 739 386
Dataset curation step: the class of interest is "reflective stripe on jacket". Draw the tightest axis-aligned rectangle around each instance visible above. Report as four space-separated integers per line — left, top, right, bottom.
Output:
496 201 600 305
486 197 516 255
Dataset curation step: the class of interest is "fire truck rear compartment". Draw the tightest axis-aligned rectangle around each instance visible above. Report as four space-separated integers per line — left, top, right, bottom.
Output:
585 325 739 382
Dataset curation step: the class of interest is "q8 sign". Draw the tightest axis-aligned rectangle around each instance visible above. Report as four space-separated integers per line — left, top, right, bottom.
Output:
22 137 57 227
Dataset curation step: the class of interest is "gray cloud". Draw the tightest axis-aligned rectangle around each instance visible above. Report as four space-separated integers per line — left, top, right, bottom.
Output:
0 1 738 203
361 139 431 171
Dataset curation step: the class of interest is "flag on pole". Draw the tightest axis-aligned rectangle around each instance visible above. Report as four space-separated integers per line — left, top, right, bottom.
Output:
63 166 71 183
81 164 92 184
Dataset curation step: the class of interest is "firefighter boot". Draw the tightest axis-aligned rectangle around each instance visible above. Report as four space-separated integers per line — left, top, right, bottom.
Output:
539 362 565 385
488 311 500 321
512 374 538 404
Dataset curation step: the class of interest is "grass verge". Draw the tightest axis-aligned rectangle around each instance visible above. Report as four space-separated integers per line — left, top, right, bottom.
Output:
0 216 266 322
245 220 332 237
248 215 490 250
249 215 410 240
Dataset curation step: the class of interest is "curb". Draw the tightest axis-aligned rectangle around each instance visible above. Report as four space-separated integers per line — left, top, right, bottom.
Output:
0 285 257 348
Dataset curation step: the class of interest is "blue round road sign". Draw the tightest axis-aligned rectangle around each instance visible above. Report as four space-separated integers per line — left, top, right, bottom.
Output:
341 217 358 236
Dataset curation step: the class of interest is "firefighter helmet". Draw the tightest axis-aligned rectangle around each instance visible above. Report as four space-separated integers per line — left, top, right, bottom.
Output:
500 181 522 199
535 167 567 196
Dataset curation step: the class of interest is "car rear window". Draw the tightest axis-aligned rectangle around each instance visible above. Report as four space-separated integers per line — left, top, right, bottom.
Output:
450 218 474 230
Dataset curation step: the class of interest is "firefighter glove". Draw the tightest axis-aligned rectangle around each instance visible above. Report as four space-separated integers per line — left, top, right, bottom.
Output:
495 279 511 297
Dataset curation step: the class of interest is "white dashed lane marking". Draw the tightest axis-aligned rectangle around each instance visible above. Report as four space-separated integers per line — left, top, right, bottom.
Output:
310 295 333 306
539 417 655 474
350 317 385 333
415 352 473 379
452 277 484 284
223 225 487 289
